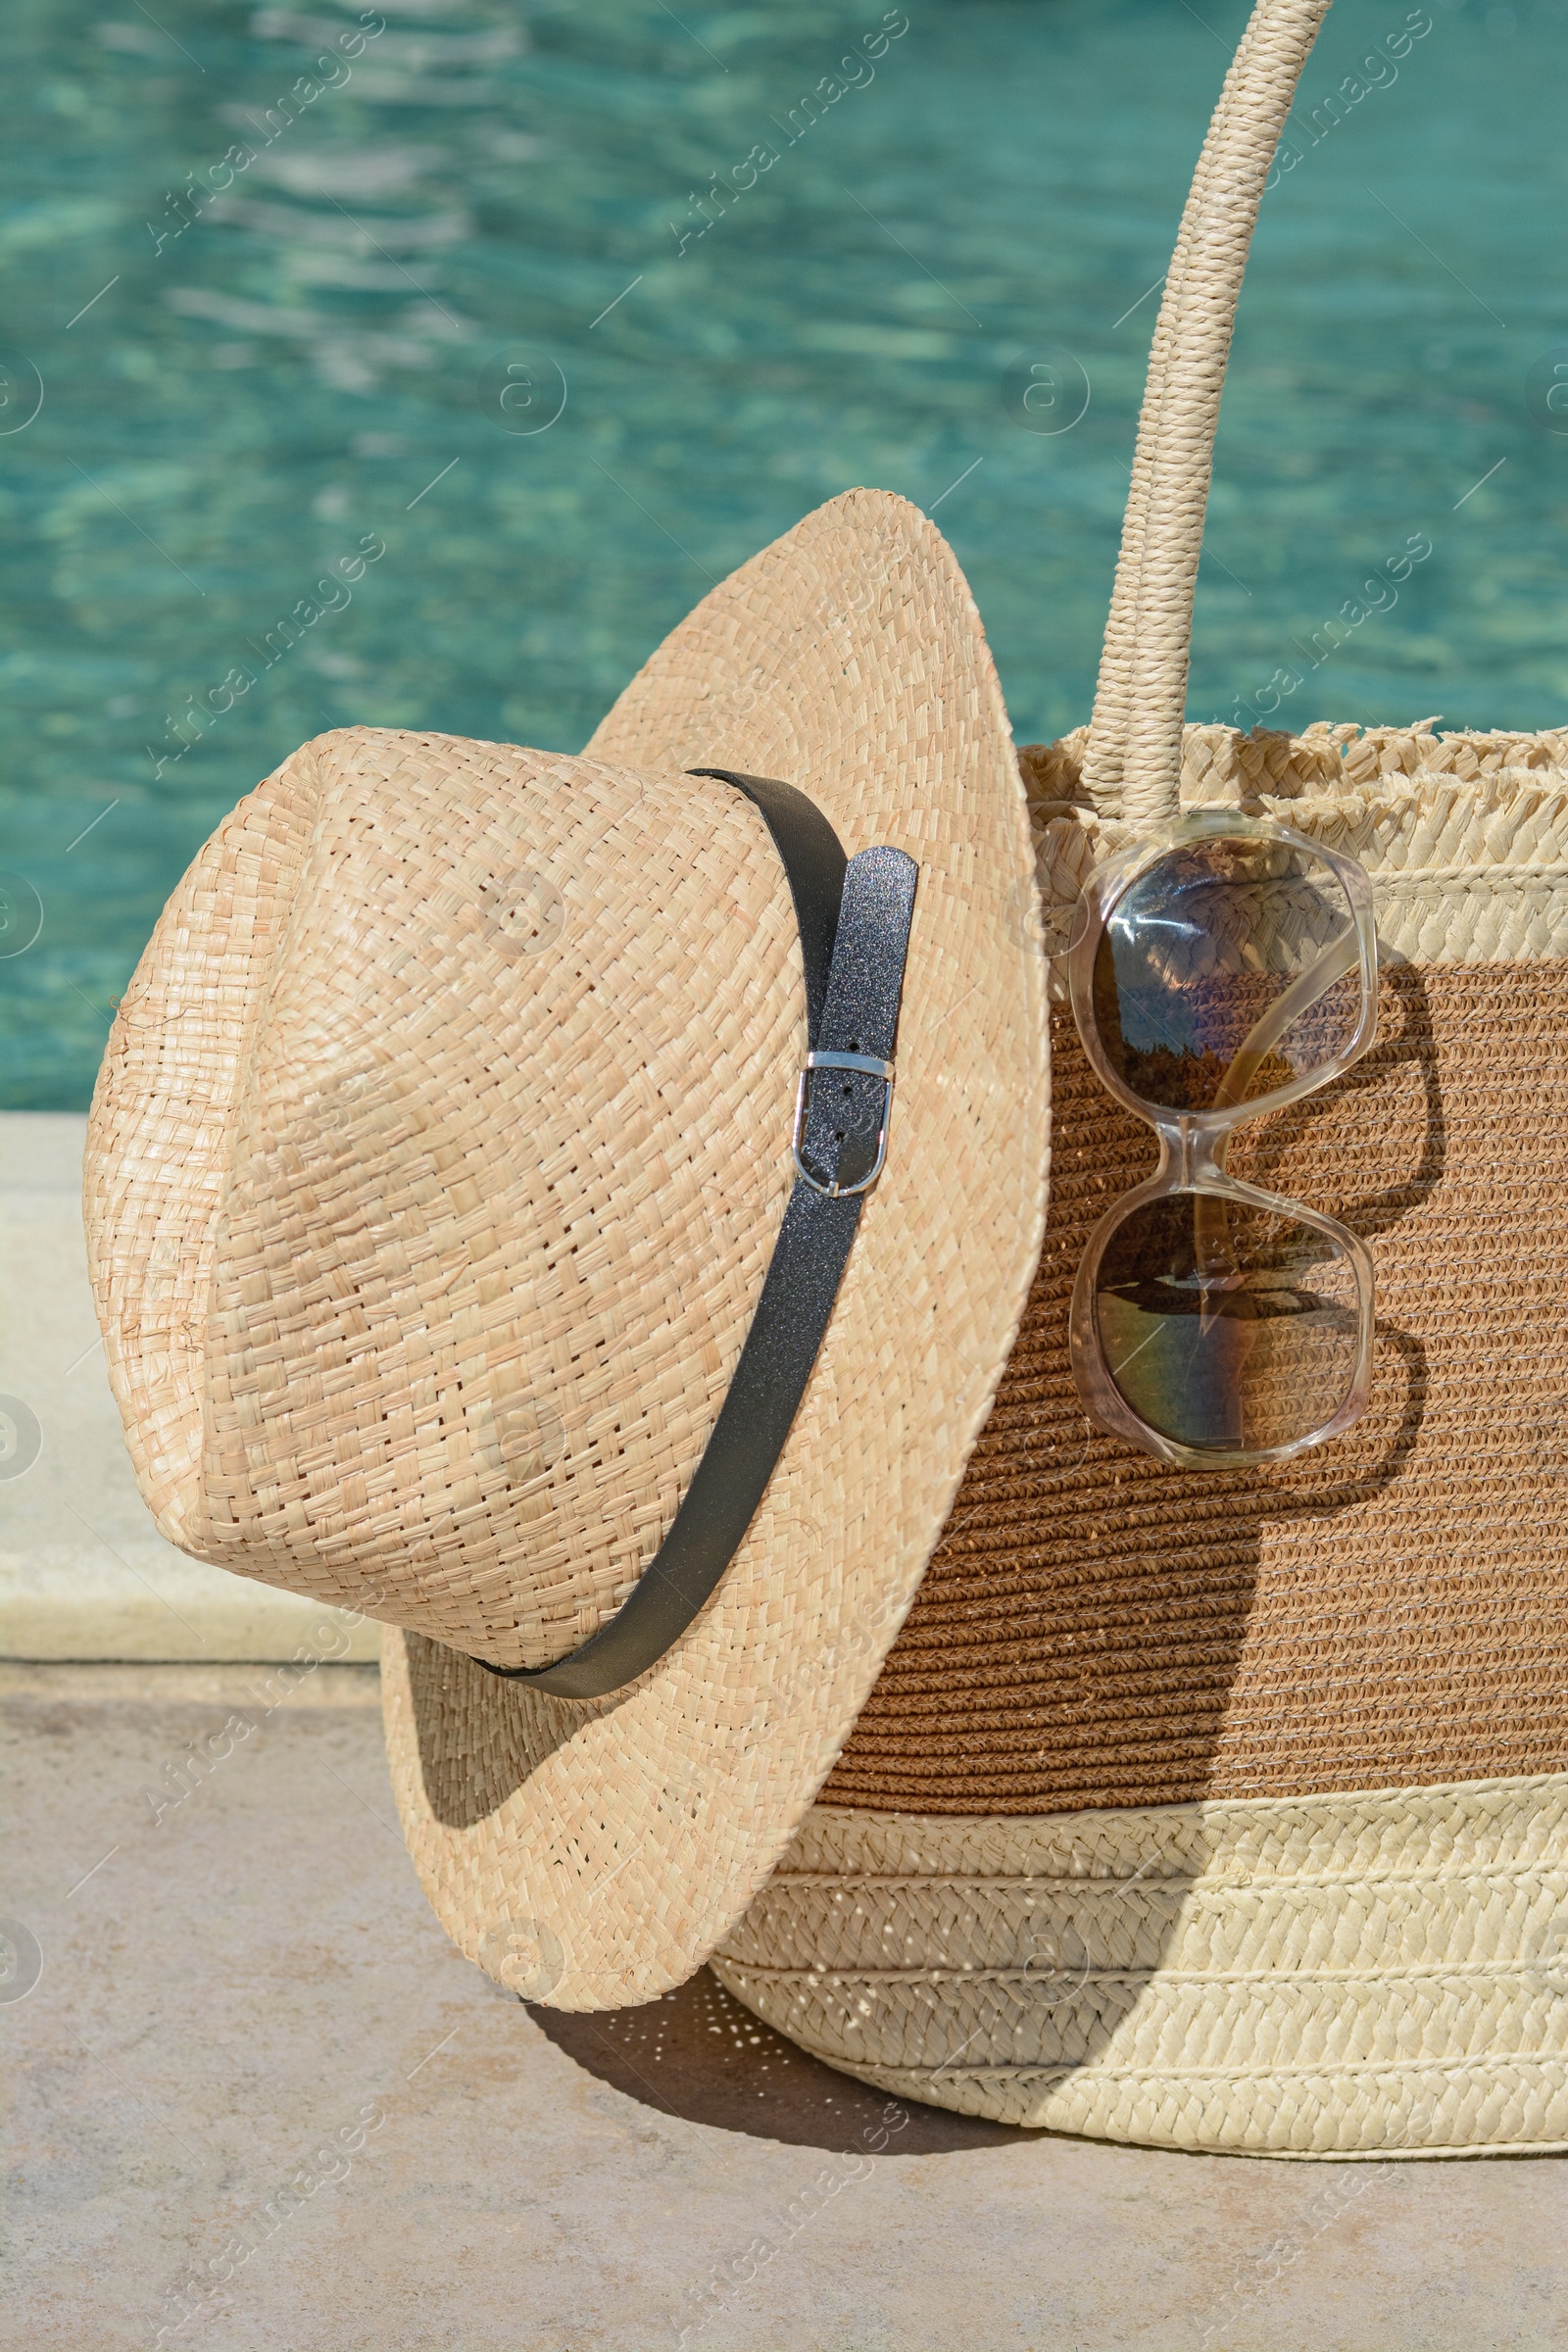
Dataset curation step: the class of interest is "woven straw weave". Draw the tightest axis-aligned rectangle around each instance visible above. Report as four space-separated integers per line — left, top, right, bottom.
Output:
1083 0 1333 820
818 725 1568 1815
716 724 1568 2149
713 1775 1568 2155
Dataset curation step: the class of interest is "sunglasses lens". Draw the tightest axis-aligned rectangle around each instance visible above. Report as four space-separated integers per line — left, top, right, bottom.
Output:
1092 833 1364 1113
1093 1194 1362 1456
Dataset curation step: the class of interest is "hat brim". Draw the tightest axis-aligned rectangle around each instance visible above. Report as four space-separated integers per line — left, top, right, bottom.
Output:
377 487 1049 2006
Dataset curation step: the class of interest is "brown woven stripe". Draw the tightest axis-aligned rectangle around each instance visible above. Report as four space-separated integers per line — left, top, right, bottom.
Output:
824 960 1568 1815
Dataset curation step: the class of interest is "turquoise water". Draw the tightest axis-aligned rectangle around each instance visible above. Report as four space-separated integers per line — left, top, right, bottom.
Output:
3 0 1567 1107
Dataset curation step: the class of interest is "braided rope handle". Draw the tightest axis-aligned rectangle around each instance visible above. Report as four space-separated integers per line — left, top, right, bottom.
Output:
1081 0 1333 825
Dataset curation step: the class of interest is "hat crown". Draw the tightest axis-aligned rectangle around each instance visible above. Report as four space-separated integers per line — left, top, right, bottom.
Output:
191 736 805 1667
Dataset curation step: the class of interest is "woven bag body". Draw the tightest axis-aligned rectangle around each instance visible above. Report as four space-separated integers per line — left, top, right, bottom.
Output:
713 3 1568 2159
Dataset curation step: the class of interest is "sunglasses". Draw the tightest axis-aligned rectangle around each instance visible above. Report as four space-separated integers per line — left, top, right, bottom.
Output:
1066 809 1380 1469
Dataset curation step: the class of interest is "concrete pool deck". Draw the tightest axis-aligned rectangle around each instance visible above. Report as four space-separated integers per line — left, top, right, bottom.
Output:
6 1659 1566 2352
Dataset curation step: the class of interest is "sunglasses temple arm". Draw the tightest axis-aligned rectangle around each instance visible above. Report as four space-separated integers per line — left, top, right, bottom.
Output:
1209 927 1361 1112
1192 927 1362 1282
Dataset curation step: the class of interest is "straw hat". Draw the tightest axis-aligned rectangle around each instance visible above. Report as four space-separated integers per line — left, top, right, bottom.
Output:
84 487 1051 2007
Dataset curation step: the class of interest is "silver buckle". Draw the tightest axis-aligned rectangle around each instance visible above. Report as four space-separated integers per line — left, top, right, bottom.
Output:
791 1050 896 1199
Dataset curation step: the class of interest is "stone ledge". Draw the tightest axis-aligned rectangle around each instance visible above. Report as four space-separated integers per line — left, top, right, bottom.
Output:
0 1659 384 1706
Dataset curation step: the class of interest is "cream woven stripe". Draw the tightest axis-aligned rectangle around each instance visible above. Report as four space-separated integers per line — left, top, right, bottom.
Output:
1033 752 1568 986
1082 0 1332 824
714 1775 1568 2156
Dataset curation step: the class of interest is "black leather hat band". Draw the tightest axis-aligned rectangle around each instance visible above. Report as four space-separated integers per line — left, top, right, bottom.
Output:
473 767 918 1699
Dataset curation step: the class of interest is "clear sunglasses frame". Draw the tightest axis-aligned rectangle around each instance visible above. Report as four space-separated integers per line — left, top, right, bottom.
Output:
1065 808 1382 1471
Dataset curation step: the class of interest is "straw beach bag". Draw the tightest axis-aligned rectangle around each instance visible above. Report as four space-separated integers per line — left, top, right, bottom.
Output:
711 0 1568 2157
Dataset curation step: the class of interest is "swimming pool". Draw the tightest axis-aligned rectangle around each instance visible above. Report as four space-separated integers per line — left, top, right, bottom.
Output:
3 0 1566 1106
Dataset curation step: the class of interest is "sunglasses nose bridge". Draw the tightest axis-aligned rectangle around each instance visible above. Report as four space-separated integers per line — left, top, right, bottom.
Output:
1157 1113 1228 1192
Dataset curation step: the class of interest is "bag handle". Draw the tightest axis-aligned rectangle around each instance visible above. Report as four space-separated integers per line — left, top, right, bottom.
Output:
1080 0 1333 826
